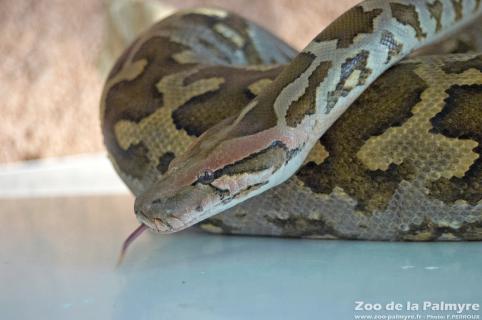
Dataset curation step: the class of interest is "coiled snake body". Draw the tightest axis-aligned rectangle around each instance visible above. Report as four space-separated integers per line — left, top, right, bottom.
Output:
101 1 482 241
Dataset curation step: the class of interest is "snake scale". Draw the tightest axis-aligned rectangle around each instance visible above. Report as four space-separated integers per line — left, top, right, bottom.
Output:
101 0 482 243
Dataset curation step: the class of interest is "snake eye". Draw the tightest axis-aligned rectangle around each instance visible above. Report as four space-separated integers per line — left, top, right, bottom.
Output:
198 169 215 184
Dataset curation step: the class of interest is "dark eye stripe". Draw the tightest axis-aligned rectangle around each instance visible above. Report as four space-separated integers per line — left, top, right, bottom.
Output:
211 141 289 179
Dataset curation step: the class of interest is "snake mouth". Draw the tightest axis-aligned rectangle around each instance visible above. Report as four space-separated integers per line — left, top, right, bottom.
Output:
152 218 173 233
136 209 175 233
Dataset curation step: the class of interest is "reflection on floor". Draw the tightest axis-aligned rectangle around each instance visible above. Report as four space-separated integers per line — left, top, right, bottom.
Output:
1 195 482 319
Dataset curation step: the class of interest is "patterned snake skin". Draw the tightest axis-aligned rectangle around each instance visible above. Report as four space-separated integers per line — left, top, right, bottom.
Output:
101 1 482 241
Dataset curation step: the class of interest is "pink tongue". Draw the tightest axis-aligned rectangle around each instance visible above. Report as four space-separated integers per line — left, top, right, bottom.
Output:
116 224 148 267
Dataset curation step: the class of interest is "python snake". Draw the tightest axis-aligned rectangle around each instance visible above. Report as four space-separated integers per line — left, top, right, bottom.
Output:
101 0 482 243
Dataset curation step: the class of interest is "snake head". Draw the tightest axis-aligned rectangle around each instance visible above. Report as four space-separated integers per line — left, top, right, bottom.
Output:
133 110 310 233
134 170 226 233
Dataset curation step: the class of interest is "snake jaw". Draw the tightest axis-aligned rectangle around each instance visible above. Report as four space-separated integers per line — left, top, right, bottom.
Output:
152 218 173 233
133 173 223 233
135 201 174 233
137 213 172 233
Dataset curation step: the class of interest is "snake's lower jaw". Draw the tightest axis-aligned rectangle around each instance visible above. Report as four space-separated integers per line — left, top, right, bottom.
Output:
135 211 171 233
134 199 176 233
136 209 205 234
133 179 221 233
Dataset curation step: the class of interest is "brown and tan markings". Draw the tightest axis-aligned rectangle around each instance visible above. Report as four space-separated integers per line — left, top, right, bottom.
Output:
247 78 274 97
112 67 226 180
356 61 481 207
390 3 427 40
103 9 300 193
178 11 282 65
170 10 291 66
441 54 482 73
176 13 249 58
213 141 288 179
428 84 482 205
400 218 482 241
297 61 428 213
202 55 482 241
285 61 332 127
451 0 464 21
427 0 444 32
265 215 338 238
380 31 404 64
314 6 382 48
106 36 143 82
227 52 317 138
103 4 482 242
173 65 283 137
103 38 194 179
157 152 175 174
326 50 372 113
213 23 245 49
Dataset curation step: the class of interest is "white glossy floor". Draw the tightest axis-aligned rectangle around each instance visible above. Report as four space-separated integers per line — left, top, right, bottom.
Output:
1 155 481 319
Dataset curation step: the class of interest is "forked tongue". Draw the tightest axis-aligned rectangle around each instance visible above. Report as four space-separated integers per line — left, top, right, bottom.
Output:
116 224 148 267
